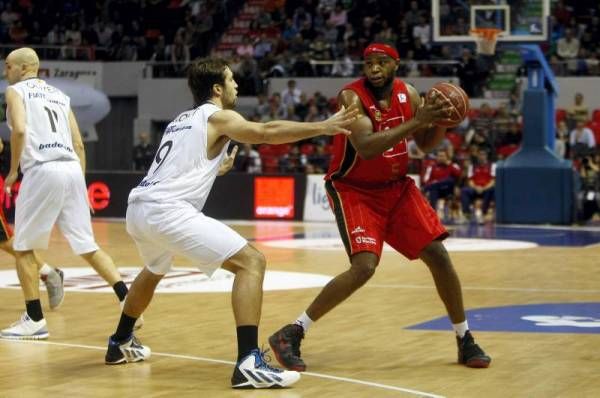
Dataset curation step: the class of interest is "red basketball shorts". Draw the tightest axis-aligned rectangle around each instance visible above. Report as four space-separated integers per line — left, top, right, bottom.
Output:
325 177 448 260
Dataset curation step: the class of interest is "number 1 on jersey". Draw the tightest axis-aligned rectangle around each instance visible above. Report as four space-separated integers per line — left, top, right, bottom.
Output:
44 106 59 133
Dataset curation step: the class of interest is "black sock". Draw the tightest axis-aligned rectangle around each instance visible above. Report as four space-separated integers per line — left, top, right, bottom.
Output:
26 300 44 322
113 281 128 302
236 325 258 362
112 312 137 342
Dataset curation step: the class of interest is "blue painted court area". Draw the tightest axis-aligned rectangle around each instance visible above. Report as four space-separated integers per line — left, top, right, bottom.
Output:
407 303 600 334
251 224 600 247
449 224 600 247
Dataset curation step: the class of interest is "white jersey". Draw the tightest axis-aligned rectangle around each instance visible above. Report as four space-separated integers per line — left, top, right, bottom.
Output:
128 103 229 211
7 78 79 172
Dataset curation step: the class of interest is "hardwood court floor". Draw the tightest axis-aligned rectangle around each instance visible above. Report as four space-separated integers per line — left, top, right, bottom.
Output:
0 220 599 398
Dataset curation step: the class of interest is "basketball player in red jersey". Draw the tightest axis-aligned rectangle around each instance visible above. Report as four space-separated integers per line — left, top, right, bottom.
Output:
270 43 491 369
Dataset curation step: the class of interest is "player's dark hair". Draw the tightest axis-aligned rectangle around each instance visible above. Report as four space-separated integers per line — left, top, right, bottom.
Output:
187 58 229 106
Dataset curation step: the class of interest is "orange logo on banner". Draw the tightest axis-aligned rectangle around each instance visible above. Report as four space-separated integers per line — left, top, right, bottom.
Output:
254 177 295 219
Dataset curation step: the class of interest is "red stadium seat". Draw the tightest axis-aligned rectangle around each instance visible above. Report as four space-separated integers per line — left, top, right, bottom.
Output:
587 121 600 144
446 131 463 150
593 109 600 123
497 144 520 158
468 108 480 120
300 143 315 155
555 108 567 124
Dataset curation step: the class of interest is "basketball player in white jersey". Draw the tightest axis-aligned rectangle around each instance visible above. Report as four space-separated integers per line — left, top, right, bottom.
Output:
1 47 136 339
104 58 357 389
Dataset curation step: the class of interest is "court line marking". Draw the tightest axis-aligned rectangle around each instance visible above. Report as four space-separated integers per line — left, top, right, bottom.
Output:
0 339 445 398
368 284 600 294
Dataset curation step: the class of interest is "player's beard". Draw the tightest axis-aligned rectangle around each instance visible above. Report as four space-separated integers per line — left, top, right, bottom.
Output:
365 75 394 99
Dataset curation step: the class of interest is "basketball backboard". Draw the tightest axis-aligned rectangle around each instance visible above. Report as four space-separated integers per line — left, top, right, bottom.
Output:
432 0 550 43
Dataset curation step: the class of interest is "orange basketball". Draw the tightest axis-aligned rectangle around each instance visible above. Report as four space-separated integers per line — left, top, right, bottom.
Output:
426 82 470 127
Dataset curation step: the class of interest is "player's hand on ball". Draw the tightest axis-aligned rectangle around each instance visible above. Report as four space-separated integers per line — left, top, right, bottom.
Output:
414 91 454 126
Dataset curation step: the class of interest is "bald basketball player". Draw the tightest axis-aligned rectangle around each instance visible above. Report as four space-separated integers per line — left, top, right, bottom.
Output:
1 47 137 340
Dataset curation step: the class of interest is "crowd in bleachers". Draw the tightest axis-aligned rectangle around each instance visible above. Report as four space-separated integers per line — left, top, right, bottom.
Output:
3 0 600 222
0 0 243 62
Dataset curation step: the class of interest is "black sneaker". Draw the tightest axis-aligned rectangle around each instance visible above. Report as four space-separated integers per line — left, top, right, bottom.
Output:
105 335 151 365
268 324 306 371
231 349 300 389
457 331 491 368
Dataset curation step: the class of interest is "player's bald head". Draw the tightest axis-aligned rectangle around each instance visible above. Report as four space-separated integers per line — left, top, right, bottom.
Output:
7 47 40 72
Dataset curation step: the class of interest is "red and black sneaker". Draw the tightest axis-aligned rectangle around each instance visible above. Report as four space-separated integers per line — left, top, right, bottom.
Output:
457 330 491 368
268 324 306 371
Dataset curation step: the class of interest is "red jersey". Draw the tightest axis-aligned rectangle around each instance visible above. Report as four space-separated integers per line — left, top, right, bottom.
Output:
326 78 413 186
423 162 462 186
468 162 496 187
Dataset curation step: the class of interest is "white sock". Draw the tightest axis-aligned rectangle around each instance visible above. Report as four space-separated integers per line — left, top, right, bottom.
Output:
294 312 313 333
453 320 469 338
39 264 53 276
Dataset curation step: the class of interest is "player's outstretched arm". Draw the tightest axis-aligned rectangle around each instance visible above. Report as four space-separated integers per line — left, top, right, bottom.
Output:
208 106 358 145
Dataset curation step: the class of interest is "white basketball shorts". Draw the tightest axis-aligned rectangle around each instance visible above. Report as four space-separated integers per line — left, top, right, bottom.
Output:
13 161 99 254
126 200 247 275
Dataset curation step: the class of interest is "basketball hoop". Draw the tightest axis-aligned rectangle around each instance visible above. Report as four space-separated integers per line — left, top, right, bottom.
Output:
470 28 502 55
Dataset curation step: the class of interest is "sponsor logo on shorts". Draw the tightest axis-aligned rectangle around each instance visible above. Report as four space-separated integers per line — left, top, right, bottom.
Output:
0 267 332 294
351 226 365 235
355 236 376 245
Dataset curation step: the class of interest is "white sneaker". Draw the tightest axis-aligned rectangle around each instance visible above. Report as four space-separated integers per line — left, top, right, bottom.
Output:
105 335 151 364
41 268 65 310
1 313 49 340
119 299 144 330
231 349 301 389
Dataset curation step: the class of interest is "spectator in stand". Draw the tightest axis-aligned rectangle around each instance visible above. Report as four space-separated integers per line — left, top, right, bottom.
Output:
253 34 273 60
374 19 397 47
412 15 431 49
472 103 495 133
279 145 307 173
567 92 590 128
496 122 522 159
405 0 422 27
331 49 355 77
236 36 254 58
8 20 28 44
150 35 170 77
292 6 310 30
294 92 310 121
170 30 190 76
506 90 522 118
422 150 462 213
328 3 347 30
60 38 77 60
253 93 270 121
396 19 412 57
291 52 315 76
282 18 299 41
65 22 82 47
555 120 569 159
461 149 496 223
281 79 303 108
357 16 376 50
132 132 157 171
234 144 262 173
569 121 596 158
307 142 330 173
492 104 513 143
310 32 333 75
557 28 580 60
456 48 479 97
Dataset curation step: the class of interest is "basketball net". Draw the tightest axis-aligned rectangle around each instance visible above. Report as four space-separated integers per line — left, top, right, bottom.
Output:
470 28 502 56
